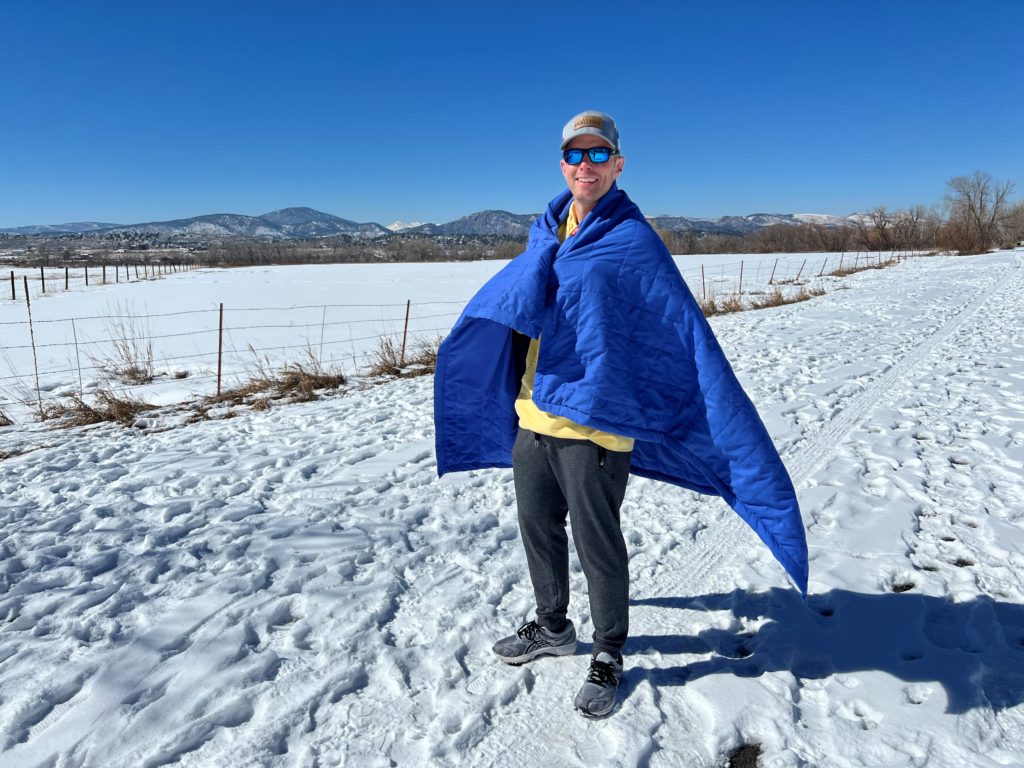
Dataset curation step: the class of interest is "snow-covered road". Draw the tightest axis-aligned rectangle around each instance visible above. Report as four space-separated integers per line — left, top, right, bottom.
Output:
1 252 1022 767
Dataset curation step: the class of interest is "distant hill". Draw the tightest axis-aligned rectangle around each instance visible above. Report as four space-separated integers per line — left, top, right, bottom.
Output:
1 207 864 240
405 210 537 238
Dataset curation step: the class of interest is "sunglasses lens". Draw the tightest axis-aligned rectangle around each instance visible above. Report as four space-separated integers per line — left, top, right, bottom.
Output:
563 148 613 164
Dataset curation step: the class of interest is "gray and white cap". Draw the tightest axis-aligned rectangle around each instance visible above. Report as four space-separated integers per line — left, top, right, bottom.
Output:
560 110 620 152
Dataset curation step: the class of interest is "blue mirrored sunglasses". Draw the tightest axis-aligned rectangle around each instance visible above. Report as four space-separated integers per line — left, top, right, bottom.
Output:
562 147 619 165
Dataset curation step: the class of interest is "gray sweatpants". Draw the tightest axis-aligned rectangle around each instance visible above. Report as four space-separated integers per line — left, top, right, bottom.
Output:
511 428 631 656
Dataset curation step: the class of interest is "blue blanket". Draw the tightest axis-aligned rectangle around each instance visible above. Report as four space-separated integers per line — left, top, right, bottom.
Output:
434 185 808 594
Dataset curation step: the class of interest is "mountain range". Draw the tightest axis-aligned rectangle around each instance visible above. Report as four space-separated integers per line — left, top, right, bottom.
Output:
0 207 860 239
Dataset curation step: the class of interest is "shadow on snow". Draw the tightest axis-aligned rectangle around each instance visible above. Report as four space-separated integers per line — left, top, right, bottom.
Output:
624 588 1024 714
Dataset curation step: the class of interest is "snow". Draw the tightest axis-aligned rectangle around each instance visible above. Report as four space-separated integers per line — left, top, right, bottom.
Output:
386 221 428 232
1 250 1023 766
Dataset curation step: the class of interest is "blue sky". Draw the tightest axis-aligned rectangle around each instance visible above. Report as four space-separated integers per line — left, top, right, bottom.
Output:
2 0 1022 227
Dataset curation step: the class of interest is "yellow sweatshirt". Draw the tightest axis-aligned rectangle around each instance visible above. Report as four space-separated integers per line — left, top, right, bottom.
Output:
513 203 634 452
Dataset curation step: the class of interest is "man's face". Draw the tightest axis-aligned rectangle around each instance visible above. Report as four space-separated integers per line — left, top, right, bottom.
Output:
560 134 624 212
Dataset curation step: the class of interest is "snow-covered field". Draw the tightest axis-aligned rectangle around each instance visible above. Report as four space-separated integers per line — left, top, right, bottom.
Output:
0 252 894 425
1 250 1023 767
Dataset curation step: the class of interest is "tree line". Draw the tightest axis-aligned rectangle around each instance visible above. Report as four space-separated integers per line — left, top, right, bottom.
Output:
657 171 1023 256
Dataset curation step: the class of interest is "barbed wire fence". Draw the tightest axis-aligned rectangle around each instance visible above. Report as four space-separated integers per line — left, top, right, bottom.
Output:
0 299 465 417
5 262 198 303
0 250 908 423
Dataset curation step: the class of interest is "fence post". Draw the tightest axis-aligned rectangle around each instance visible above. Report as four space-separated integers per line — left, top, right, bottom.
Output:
65 266 69 291
795 259 806 282
135 264 139 279
24 277 42 417
103 264 107 284
85 265 89 286
768 258 778 285
9 271 14 300
701 264 706 301
40 266 46 294
319 306 327 362
737 261 744 296
217 303 224 397
400 300 411 366
72 319 83 397
818 257 828 277
837 255 844 273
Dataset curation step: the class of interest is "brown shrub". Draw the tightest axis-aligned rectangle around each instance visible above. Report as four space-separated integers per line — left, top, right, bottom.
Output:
42 389 156 428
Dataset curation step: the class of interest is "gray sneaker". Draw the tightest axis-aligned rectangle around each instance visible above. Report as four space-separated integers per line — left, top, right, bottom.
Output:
573 651 623 717
492 620 577 665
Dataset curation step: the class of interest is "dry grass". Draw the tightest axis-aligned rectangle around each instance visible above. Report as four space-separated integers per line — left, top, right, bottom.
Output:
698 295 720 316
748 286 826 310
0 406 12 428
700 294 746 316
367 335 443 378
41 388 157 428
749 288 788 309
830 254 898 278
89 302 155 384
718 295 745 314
210 348 346 409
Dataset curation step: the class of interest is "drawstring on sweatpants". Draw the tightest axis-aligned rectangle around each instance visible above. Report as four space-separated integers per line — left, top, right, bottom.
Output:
597 446 606 467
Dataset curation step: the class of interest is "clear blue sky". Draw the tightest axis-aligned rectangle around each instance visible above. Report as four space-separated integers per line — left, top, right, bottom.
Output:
2 0 1022 227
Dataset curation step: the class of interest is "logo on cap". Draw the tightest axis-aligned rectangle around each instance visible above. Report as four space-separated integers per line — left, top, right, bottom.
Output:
574 116 604 130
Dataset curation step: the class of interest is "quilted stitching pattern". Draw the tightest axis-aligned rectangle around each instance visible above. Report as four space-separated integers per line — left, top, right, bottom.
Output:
434 186 808 594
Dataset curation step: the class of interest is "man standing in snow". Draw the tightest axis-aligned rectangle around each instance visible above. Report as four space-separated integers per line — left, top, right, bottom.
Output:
434 111 806 718
488 111 634 717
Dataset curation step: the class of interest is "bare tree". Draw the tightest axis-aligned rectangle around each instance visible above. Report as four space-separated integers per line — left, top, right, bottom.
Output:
942 171 1015 254
999 201 1024 248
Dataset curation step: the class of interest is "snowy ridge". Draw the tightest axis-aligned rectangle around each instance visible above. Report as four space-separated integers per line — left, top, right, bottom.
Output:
1 253 1023 766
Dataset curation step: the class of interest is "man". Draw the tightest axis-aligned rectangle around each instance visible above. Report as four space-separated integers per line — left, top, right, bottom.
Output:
434 111 807 718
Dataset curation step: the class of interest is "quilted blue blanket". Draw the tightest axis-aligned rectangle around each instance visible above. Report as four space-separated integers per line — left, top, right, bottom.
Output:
433 185 808 594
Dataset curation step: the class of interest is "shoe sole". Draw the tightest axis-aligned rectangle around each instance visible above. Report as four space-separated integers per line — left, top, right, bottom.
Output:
494 640 578 666
574 698 616 718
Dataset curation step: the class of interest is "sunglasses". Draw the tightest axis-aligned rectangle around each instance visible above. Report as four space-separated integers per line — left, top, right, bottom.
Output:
562 147 619 165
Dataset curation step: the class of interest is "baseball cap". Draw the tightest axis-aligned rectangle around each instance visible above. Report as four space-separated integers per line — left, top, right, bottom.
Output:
560 110 620 152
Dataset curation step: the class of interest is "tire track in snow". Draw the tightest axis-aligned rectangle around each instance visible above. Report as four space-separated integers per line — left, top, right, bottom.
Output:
654 254 1023 602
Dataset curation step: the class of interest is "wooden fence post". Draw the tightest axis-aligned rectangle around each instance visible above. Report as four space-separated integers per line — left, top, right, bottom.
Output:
701 264 706 301
24 277 42 417
40 266 46 294
818 257 828 277
400 300 411 366
737 260 744 296
9 271 14 300
85 265 89 286
768 258 778 285
102 264 107 284
795 259 806 282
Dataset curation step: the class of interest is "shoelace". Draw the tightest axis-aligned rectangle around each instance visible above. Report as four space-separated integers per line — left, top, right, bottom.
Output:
516 620 542 640
585 659 619 688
